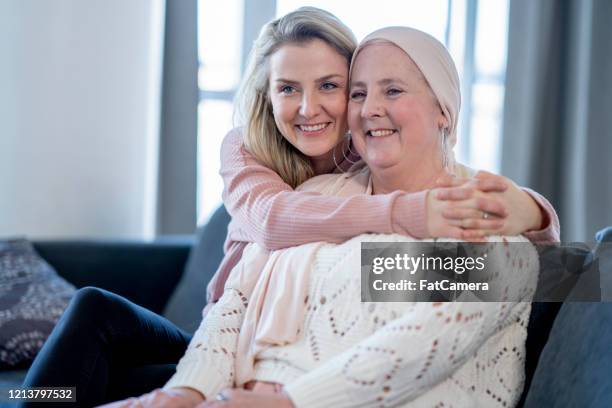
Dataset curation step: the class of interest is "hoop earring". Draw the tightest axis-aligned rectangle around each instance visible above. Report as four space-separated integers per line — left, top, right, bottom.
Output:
344 131 359 162
332 145 345 173
440 128 450 170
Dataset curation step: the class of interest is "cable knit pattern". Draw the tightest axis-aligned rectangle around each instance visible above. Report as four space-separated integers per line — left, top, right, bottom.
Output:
206 128 559 303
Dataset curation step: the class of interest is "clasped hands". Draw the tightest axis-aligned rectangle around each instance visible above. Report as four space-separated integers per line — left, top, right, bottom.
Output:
426 170 543 240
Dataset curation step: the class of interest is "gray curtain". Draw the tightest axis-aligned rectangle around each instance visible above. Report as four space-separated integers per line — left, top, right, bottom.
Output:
502 0 612 242
157 0 198 235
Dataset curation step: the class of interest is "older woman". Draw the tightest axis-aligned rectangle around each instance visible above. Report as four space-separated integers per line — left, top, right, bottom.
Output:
155 27 539 408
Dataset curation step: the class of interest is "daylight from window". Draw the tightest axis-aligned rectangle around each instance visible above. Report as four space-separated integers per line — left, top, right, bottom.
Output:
196 0 509 223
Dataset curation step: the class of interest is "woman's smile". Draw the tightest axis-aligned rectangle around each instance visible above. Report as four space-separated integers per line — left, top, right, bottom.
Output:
295 122 332 136
366 128 397 137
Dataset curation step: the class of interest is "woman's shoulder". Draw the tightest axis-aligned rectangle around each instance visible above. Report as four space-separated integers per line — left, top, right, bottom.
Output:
220 127 254 167
221 127 244 148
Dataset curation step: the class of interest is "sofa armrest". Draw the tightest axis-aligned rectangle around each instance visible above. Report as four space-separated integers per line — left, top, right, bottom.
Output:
32 237 194 314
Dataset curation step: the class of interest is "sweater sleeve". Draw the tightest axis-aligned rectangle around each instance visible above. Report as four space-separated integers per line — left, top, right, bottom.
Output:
220 128 428 250
521 188 561 243
164 288 247 399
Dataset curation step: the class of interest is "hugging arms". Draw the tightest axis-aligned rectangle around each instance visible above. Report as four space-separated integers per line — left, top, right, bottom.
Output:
134 17 554 406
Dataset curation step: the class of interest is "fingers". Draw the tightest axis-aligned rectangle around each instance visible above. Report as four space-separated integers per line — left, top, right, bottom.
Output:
436 174 466 187
435 186 473 200
431 225 493 242
437 170 508 193
96 400 134 408
474 196 508 217
442 207 495 220
474 170 498 180
198 389 240 408
436 190 508 219
197 399 231 408
436 226 468 240
474 177 507 192
460 229 488 242
142 389 169 407
446 217 505 231
199 398 223 407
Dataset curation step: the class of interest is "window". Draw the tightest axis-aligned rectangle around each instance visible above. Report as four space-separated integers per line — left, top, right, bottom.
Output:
196 0 243 223
197 0 509 223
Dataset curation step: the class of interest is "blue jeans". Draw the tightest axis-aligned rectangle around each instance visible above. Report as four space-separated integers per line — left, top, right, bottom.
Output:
21 287 192 407
524 303 612 407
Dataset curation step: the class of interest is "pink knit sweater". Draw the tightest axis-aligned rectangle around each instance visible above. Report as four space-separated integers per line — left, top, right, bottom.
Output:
206 128 560 303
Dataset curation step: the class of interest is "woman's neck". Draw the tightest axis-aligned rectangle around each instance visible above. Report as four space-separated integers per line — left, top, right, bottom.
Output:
310 139 349 175
371 160 447 195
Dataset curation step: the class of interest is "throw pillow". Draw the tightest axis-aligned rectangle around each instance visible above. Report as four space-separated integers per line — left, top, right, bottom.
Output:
0 238 76 368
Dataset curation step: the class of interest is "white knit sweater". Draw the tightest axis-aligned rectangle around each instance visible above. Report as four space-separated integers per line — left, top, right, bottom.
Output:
165 172 538 408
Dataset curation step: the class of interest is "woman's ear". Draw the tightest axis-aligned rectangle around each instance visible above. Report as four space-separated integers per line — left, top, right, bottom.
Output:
438 117 449 131
435 105 449 130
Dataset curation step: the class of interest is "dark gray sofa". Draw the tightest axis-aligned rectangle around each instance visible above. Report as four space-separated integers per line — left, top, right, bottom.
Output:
1 205 610 407
0 205 230 395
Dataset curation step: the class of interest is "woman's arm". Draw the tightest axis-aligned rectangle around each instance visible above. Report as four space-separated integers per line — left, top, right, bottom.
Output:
434 172 560 243
222 128 558 249
97 291 248 408
221 128 426 248
164 288 249 400
221 129 506 250
521 187 560 243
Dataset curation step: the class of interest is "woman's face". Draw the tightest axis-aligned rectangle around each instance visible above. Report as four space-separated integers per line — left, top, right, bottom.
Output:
348 42 446 176
268 39 349 162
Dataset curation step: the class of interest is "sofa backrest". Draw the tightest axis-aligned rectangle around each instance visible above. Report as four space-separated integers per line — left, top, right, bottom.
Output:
163 205 231 332
517 302 562 407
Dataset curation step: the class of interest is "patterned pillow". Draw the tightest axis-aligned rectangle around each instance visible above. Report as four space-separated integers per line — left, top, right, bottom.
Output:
0 239 76 368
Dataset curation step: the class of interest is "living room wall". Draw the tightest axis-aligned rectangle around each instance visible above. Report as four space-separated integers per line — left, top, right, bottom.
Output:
0 0 165 239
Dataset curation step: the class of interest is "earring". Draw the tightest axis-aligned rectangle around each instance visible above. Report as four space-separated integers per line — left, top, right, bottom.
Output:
440 128 450 170
332 145 345 173
342 131 358 164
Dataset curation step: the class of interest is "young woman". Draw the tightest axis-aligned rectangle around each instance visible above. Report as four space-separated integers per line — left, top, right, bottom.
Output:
22 7 558 408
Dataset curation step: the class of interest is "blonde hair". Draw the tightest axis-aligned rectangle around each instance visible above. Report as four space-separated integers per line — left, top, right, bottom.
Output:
234 7 357 188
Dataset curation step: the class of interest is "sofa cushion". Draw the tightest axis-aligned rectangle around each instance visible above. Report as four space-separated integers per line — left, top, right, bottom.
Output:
523 303 612 407
0 239 76 368
163 206 231 332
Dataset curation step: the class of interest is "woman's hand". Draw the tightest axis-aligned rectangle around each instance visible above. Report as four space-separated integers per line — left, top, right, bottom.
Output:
431 171 543 238
426 173 508 240
470 171 543 234
196 388 294 408
95 387 204 408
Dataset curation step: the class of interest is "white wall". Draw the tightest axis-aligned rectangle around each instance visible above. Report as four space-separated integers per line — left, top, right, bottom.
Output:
0 0 165 239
